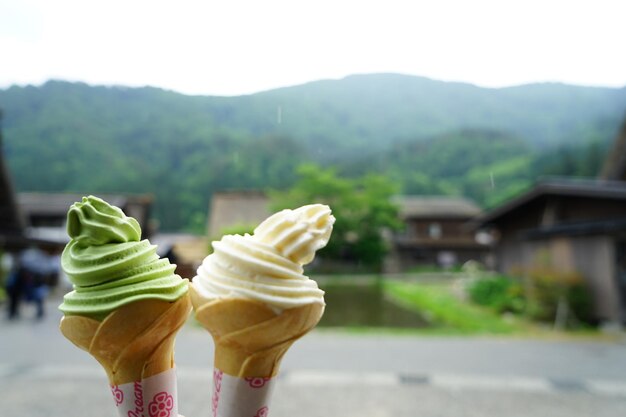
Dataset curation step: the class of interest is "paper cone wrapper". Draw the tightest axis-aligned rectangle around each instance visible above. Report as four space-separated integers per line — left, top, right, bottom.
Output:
191 286 324 416
210 369 275 417
60 295 191 416
109 367 179 417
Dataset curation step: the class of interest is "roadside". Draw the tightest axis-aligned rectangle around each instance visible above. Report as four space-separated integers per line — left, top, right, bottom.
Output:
2 297 626 381
4 372 626 417
3 297 626 417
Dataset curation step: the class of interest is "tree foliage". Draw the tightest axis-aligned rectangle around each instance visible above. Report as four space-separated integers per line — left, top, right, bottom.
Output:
270 164 402 269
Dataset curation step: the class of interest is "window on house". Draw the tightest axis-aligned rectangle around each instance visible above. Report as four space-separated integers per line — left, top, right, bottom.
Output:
429 222 442 239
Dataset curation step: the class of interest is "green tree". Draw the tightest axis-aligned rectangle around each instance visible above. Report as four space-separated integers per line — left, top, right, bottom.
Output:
402 172 458 195
270 164 402 270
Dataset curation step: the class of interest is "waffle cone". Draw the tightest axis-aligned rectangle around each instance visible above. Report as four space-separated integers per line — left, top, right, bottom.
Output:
190 286 324 378
59 294 191 385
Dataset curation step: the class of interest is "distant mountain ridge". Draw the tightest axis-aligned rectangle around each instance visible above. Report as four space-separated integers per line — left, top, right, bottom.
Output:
3 74 625 150
197 73 626 157
0 74 624 230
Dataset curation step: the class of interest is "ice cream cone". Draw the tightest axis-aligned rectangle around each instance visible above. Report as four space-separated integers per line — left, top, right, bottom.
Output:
58 196 191 417
191 204 333 416
190 286 323 378
60 294 191 385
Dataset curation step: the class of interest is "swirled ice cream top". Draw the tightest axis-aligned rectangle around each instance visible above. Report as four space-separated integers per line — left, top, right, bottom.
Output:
59 196 188 319
192 204 334 309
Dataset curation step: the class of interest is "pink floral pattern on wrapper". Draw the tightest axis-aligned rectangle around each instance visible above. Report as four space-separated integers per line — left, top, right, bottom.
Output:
254 406 269 417
212 369 224 417
111 385 124 406
245 377 271 389
211 371 274 417
148 392 174 417
214 369 224 392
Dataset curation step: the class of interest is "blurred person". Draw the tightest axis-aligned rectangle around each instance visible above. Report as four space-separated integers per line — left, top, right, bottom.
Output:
5 252 24 320
14 246 59 319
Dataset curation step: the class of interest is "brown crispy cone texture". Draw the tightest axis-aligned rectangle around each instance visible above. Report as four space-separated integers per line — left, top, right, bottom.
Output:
190 285 324 378
59 294 191 385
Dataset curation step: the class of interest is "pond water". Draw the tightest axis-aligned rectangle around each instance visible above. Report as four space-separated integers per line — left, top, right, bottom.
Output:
318 280 429 328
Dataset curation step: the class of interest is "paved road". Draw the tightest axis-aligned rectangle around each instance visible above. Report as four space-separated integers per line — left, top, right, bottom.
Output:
2 299 626 416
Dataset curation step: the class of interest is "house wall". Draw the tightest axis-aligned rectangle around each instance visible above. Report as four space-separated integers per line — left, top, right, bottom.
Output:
395 246 490 270
569 236 621 322
392 216 490 270
495 233 543 273
496 234 622 322
557 197 626 222
493 198 547 235
489 187 626 322
408 218 472 240
208 192 270 238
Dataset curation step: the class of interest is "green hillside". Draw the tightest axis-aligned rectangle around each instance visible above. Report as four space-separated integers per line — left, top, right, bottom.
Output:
0 75 624 231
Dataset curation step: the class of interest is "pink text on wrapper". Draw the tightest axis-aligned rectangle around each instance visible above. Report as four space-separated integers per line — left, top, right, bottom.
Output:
109 369 177 417
127 381 144 417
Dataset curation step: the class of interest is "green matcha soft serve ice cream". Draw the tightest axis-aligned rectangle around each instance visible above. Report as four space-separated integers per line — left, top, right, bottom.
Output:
59 195 188 319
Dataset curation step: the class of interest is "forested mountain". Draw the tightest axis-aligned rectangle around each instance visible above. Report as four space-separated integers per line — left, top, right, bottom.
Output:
258 75 625 154
0 75 624 231
343 128 615 209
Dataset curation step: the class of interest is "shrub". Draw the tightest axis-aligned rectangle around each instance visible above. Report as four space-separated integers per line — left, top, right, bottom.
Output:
467 276 525 314
524 267 592 326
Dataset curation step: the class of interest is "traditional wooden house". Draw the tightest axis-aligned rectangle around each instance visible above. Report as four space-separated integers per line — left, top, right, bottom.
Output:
154 190 272 281
474 179 626 323
17 193 153 245
207 190 270 238
17 192 154 247
388 196 491 270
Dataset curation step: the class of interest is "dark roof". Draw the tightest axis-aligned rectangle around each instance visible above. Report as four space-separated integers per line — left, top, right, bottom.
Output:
393 196 481 219
475 178 626 226
15 193 154 245
17 193 151 218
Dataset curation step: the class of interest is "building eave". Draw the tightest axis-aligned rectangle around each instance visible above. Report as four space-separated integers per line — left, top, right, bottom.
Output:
523 218 626 239
473 178 626 227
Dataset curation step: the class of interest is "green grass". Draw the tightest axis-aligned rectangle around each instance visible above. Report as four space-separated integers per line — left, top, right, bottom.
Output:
383 280 527 334
406 265 464 273
312 276 606 339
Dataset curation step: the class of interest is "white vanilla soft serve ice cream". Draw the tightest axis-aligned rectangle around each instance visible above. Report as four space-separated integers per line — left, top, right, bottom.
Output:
192 204 335 310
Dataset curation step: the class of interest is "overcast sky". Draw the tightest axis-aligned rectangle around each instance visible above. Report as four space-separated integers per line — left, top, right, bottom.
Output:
1 0 624 96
